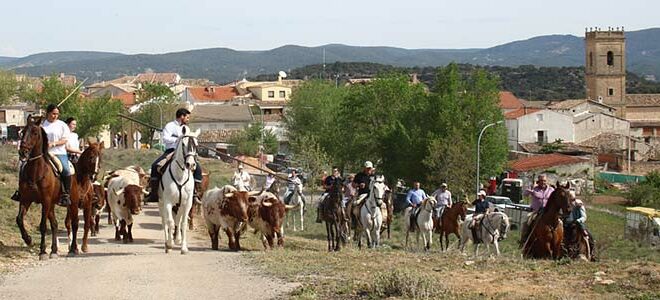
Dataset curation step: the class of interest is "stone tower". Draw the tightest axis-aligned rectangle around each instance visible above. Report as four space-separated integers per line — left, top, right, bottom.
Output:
584 27 626 114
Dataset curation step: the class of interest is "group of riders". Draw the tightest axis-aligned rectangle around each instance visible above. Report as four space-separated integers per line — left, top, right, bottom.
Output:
13 106 593 256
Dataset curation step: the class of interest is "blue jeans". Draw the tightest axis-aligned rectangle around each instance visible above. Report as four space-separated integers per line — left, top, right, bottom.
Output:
55 154 71 176
150 148 202 182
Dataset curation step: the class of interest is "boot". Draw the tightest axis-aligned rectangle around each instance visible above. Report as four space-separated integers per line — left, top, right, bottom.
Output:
193 181 202 204
10 190 20 202
148 179 159 203
59 175 72 206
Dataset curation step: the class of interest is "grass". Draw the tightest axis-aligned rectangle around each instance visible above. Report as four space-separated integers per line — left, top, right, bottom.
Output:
242 203 660 299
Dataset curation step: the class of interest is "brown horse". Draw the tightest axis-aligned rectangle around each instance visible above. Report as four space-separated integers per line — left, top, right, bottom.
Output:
16 115 79 260
523 182 571 259
434 200 468 251
379 189 394 239
320 179 344 251
65 141 104 253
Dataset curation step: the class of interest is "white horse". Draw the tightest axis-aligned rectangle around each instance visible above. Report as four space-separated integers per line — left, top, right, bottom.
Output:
459 211 510 257
356 175 387 249
404 197 437 251
284 180 305 231
158 125 200 254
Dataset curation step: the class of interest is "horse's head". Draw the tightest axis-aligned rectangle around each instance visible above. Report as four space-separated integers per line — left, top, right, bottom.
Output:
19 114 46 161
331 178 343 199
457 200 468 221
498 212 510 241
79 141 104 180
369 175 387 206
424 196 437 211
178 125 200 171
548 181 572 217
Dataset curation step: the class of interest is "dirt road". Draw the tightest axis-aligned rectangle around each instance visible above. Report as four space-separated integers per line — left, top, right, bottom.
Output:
0 204 297 300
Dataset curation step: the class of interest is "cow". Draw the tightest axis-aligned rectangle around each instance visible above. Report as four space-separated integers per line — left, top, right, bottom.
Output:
90 182 107 237
246 192 286 250
105 168 147 243
202 185 249 251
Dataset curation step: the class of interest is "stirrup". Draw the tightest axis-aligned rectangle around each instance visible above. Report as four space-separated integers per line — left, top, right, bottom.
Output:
10 191 20 202
59 194 71 206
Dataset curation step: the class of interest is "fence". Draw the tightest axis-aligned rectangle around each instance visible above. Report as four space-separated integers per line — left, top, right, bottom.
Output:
599 171 646 184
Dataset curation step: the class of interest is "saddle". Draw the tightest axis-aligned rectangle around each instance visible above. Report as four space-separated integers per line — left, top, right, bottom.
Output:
47 153 75 176
156 152 175 175
471 215 485 244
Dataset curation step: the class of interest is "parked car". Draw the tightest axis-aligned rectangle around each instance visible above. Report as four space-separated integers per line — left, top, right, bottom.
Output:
266 162 286 173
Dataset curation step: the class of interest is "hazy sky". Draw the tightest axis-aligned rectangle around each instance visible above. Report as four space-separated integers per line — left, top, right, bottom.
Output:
1 0 657 57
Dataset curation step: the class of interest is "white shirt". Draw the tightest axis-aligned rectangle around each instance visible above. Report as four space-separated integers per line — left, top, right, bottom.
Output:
265 175 275 189
67 132 80 153
432 189 452 207
42 119 70 155
162 120 183 150
232 170 251 191
287 175 302 191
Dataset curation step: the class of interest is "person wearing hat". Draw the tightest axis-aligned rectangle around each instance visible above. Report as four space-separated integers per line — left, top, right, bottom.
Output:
353 161 375 203
148 108 204 203
283 169 306 205
468 190 490 241
431 183 452 220
232 163 252 192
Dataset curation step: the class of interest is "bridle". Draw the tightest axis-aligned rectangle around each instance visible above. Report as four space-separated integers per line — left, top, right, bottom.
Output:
19 123 42 163
163 134 198 204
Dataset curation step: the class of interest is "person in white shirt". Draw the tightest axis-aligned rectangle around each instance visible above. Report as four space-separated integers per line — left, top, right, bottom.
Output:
431 183 452 219
283 169 306 205
232 164 252 191
148 108 203 202
65 117 82 163
264 173 277 193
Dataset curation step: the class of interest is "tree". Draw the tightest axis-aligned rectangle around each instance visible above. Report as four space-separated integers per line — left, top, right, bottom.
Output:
227 122 278 156
132 83 181 143
0 70 19 106
76 95 124 139
289 135 330 190
628 171 660 209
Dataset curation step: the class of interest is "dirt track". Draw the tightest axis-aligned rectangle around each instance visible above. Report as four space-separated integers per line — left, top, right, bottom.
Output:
0 204 298 300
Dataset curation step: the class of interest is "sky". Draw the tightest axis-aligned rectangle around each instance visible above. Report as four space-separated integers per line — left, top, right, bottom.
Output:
0 0 658 57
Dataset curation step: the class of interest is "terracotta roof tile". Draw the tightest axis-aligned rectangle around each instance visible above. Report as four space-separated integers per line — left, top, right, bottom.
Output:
188 86 240 102
498 91 524 109
508 153 588 172
504 108 541 119
135 73 180 85
625 94 660 106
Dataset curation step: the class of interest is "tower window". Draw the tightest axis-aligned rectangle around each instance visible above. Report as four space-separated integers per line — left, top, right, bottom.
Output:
589 52 593 67
607 51 614 66
608 88 614 96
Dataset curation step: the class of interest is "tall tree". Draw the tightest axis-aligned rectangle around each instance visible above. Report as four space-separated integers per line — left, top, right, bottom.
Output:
0 70 19 106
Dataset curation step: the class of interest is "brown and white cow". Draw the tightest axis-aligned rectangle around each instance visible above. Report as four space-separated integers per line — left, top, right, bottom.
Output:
246 192 286 250
202 185 249 251
105 168 147 243
90 181 107 237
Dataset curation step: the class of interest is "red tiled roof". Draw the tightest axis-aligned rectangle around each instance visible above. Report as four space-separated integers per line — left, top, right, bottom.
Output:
508 153 588 172
112 91 136 106
188 86 240 102
499 91 524 109
504 108 541 119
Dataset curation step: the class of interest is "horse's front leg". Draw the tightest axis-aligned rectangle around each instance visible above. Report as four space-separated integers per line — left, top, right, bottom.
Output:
159 202 174 253
174 207 183 245
82 203 92 253
68 206 80 255
16 201 33 246
179 205 190 254
325 222 332 251
47 204 59 259
299 206 304 231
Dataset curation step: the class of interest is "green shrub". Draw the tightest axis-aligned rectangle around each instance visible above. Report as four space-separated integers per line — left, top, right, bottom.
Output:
371 269 443 299
628 171 660 209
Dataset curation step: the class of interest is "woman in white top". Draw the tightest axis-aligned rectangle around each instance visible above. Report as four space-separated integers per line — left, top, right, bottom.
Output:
65 117 82 163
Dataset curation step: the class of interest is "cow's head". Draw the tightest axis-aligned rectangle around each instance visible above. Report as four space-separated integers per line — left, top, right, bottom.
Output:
122 184 144 215
224 191 249 222
92 182 106 210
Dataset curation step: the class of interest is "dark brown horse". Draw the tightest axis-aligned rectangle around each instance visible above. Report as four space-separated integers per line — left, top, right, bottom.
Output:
16 115 79 260
320 179 344 251
523 182 571 259
434 200 468 251
65 141 103 253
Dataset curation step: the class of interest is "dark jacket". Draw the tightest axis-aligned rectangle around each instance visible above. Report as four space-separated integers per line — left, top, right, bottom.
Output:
472 198 490 214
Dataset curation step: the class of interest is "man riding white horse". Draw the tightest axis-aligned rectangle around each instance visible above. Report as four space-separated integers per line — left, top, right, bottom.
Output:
149 108 204 203
232 163 252 192
283 169 305 205
316 167 342 223
405 181 428 232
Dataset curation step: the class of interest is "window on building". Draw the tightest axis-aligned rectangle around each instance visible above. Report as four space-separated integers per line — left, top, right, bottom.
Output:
279 91 286 98
607 51 614 66
608 88 614 96
537 130 547 144
589 52 593 67
536 114 543 121
268 91 275 98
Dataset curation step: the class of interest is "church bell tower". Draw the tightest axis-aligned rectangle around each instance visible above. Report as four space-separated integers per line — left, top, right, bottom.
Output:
585 27 626 114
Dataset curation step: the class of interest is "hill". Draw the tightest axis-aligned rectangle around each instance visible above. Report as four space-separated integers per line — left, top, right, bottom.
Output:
4 28 660 84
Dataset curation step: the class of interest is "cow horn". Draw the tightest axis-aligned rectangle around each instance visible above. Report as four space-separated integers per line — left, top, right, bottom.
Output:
284 204 297 210
142 189 150 196
224 192 234 198
113 188 124 196
194 197 202 205
262 201 273 207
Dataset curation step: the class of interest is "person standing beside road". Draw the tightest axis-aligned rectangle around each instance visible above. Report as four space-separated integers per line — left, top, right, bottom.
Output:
431 183 452 220
520 174 555 246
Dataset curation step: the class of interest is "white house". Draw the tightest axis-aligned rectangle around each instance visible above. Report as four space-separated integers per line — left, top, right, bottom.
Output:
505 108 574 150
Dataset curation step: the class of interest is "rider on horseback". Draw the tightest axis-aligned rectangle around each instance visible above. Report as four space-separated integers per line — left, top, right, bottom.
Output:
283 169 306 205
563 192 590 249
232 163 252 191
520 174 554 246
148 108 204 203
406 181 428 232
316 167 342 223
431 183 452 220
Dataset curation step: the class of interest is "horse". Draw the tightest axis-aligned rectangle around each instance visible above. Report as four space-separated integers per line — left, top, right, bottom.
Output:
284 180 305 231
16 115 80 260
320 178 344 251
523 182 571 259
434 200 468 251
355 175 387 249
65 141 104 254
403 197 437 251
379 189 394 239
459 211 510 256
158 125 200 254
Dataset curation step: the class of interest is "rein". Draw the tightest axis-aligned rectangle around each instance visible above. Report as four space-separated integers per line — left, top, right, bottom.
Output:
161 136 195 204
